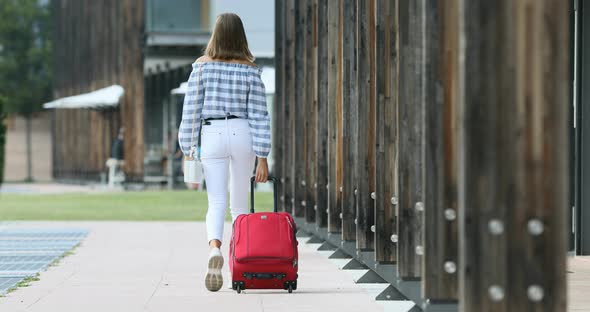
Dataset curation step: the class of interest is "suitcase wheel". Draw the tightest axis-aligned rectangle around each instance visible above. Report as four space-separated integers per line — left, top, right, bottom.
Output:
233 281 245 294
284 280 297 293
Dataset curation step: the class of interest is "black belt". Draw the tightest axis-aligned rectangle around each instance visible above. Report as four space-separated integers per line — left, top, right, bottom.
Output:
205 115 240 121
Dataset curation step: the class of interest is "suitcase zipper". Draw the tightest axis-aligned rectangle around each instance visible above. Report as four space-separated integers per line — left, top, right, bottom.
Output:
285 215 298 268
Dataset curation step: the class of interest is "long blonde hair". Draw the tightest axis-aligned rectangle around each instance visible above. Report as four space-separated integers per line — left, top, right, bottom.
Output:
205 13 254 62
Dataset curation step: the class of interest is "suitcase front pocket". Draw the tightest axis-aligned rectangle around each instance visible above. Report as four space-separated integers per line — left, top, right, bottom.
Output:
234 213 295 262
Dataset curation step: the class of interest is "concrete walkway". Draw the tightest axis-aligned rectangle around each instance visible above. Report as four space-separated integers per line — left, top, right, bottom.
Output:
569 256 590 311
0 222 401 312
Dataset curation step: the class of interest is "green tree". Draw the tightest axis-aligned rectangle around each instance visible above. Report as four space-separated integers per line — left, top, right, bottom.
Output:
0 0 52 182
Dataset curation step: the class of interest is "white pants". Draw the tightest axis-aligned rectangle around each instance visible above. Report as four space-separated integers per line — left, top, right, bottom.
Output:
201 118 256 243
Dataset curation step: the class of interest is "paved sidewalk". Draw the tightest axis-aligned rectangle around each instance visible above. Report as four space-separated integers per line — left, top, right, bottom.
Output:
0 222 393 312
569 256 590 311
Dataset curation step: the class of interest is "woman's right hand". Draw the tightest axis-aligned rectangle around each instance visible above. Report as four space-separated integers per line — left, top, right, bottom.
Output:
255 158 269 183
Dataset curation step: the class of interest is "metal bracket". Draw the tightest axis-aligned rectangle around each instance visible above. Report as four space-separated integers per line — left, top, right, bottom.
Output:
375 285 407 301
354 270 387 284
328 248 352 259
317 241 337 251
341 258 369 270
306 235 324 244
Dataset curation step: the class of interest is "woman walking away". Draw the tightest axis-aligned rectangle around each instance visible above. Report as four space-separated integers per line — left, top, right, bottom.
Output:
178 13 271 292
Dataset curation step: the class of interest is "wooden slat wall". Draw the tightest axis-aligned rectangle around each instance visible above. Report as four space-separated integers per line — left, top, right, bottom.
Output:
315 0 329 229
422 0 459 300
282 0 296 214
304 0 317 224
336 2 345 237
341 0 358 242
293 0 307 218
460 0 569 310
121 0 145 180
273 0 284 208
374 0 399 263
276 1 569 309
355 0 376 251
52 0 144 181
327 1 343 233
397 0 425 279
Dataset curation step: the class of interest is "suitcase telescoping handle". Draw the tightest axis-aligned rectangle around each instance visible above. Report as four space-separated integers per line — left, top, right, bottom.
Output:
250 175 279 213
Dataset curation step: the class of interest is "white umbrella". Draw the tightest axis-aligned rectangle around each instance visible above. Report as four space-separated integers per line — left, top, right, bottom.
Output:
43 85 124 109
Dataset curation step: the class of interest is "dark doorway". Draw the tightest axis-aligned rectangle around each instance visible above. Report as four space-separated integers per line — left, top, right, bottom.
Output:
574 0 590 255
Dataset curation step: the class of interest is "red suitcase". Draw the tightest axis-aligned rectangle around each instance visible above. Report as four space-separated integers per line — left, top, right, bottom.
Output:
229 176 299 294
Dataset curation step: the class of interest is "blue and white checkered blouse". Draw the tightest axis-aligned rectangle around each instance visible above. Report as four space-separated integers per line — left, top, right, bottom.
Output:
178 61 271 158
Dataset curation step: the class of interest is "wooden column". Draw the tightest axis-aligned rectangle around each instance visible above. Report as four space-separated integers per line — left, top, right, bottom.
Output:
120 0 145 180
283 0 296 214
397 0 425 279
422 0 459 301
460 0 570 310
341 0 358 241
375 0 399 263
293 0 307 218
355 0 376 250
327 1 343 233
315 0 329 228
305 0 317 223
336 2 345 236
273 0 284 205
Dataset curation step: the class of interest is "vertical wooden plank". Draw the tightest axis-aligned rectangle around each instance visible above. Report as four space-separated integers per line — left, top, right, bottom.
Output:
375 0 399 263
397 0 425 279
459 0 570 310
70 0 80 178
355 0 376 250
274 0 284 209
50 0 60 179
368 0 377 249
58 0 66 178
283 0 296 214
327 1 343 233
422 0 459 300
87 0 98 176
460 0 510 309
110 0 119 86
341 0 358 241
133 0 145 180
305 0 317 223
292 0 306 218
315 0 329 228
335 1 344 235
72 0 81 95
121 0 145 180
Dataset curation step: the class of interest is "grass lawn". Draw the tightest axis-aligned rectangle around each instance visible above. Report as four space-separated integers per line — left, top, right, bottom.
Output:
0 190 274 221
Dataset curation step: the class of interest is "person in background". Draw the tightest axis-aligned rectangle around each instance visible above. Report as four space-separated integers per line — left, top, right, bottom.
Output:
111 127 124 160
106 127 125 188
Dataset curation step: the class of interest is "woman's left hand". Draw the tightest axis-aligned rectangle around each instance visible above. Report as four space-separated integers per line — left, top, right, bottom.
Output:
255 158 269 183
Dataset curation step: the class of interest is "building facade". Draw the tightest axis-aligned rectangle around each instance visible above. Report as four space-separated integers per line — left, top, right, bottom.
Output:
50 0 211 181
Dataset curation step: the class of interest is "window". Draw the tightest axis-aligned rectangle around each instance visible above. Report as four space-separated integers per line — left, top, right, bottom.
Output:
146 0 206 33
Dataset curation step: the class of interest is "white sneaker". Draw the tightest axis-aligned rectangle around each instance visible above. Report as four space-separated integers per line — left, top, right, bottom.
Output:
205 247 224 291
